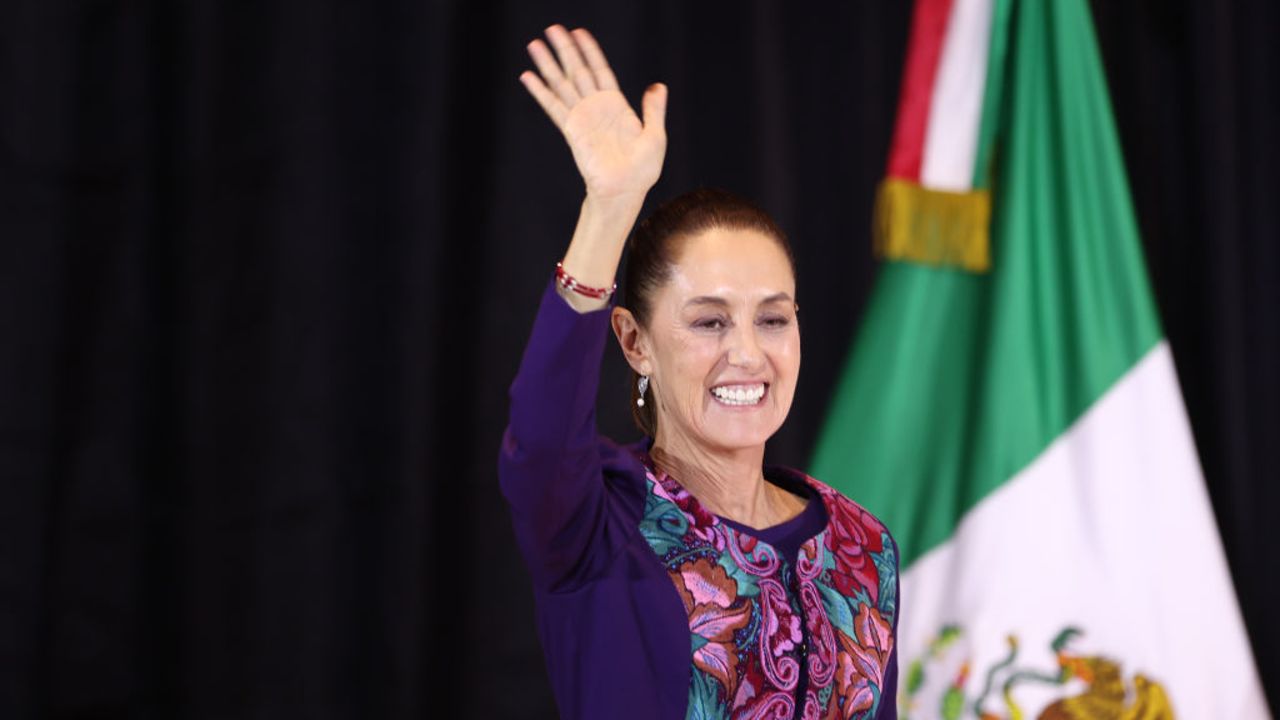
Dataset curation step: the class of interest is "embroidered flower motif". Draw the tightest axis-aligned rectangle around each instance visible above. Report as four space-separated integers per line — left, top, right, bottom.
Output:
678 557 738 612
758 579 801 691
831 605 893 719
689 601 751 696
853 604 893 662
822 495 885 603
799 580 838 688
762 582 802 657
678 558 751 697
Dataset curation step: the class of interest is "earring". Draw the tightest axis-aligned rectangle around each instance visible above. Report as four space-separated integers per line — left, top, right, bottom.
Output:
637 375 649 407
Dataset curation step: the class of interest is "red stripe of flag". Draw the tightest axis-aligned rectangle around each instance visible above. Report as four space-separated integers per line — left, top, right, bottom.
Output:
886 0 956 181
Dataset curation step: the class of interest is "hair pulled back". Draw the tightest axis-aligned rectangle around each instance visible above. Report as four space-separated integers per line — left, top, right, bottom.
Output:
623 188 797 438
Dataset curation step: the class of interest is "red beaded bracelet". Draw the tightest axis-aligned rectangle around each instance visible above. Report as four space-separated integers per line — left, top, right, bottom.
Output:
555 261 617 300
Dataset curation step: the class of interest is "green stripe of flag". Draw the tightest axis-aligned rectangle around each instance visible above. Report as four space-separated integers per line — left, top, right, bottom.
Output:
811 0 1163 567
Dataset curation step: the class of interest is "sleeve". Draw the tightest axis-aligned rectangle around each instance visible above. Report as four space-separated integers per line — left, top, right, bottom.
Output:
497 276 617 592
881 533 902 719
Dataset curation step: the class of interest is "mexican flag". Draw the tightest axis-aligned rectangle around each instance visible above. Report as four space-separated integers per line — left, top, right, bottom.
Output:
810 0 1271 717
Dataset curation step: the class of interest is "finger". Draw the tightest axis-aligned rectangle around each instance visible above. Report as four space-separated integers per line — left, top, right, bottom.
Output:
545 25 597 98
519 70 568 128
527 38 581 106
641 83 668 135
571 28 619 92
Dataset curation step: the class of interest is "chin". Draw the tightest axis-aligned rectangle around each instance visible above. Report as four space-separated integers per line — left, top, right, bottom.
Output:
702 419 784 451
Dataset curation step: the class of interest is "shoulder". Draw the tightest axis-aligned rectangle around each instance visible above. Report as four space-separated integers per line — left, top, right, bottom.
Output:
596 434 656 506
598 434 653 476
774 465 897 554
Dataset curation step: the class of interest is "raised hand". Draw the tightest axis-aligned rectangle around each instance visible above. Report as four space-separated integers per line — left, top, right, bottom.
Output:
520 26 667 202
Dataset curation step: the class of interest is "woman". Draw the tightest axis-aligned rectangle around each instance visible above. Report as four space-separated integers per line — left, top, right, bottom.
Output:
500 24 899 719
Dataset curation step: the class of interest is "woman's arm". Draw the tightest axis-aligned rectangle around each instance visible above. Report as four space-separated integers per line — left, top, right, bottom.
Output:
498 26 666 591
519 25 667 310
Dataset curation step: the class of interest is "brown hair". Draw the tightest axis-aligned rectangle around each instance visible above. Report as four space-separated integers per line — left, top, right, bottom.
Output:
622 188 797 437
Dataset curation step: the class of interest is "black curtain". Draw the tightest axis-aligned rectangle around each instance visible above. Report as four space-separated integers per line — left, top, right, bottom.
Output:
1 1 1274 717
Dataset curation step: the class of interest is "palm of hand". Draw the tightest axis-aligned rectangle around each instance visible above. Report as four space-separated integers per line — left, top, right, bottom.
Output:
521 27 667 200
563 91 663 199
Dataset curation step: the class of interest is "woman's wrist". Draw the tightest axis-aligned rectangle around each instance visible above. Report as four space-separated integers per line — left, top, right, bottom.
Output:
553 277 611 313
559 192 645 290
580 190 647 226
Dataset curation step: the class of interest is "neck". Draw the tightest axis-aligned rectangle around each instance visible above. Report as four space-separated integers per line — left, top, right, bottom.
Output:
649 428 804 530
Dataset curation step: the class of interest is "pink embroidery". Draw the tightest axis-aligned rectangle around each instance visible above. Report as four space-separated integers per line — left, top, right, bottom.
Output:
742 691 795 720
728 526 781 577
758 579 801 690
637 463 897 718
799 580 838 688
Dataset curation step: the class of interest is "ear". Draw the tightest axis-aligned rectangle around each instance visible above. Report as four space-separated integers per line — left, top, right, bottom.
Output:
610 307 654 375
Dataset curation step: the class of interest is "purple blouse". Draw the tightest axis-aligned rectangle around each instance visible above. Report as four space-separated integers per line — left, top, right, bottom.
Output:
498 278 899 719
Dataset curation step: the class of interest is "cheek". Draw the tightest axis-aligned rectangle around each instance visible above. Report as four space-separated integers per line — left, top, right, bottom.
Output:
770 332 801 380
659 335 719 394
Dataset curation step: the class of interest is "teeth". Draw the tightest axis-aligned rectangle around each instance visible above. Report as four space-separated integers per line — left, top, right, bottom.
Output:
711 383 766 405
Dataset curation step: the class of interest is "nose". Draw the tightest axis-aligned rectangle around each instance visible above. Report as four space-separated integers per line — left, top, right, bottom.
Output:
726 323 764 370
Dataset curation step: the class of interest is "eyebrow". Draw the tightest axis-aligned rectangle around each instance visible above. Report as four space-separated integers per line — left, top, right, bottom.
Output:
684 292 795 309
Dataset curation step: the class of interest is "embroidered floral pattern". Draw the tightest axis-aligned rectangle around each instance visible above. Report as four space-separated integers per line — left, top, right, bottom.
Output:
637 459 898 719
680 558 753 696
824 498 885 604
831 606 894 719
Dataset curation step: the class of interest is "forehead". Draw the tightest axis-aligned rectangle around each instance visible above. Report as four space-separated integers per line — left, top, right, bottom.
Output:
665 227 795 301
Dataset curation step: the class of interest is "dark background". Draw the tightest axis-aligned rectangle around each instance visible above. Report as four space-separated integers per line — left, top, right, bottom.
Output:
1 0 1275 717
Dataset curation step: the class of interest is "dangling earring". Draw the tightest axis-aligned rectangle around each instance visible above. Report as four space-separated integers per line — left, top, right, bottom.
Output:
637 375 649 407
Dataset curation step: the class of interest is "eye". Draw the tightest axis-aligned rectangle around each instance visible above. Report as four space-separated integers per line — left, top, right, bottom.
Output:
693 317 727 331
759 315 790 328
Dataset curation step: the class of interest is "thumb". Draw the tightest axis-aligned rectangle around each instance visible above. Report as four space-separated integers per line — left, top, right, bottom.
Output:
641 83 668 134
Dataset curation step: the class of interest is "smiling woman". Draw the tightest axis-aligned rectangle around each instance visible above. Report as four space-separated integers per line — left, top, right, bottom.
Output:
613 190 804 527
618 188 798 440
500 24 900 720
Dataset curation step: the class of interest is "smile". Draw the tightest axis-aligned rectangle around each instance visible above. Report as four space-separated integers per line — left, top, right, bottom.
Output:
710 382 767 406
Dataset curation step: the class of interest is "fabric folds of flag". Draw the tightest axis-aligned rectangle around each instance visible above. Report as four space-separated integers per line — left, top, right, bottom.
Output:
811 0 1271 717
